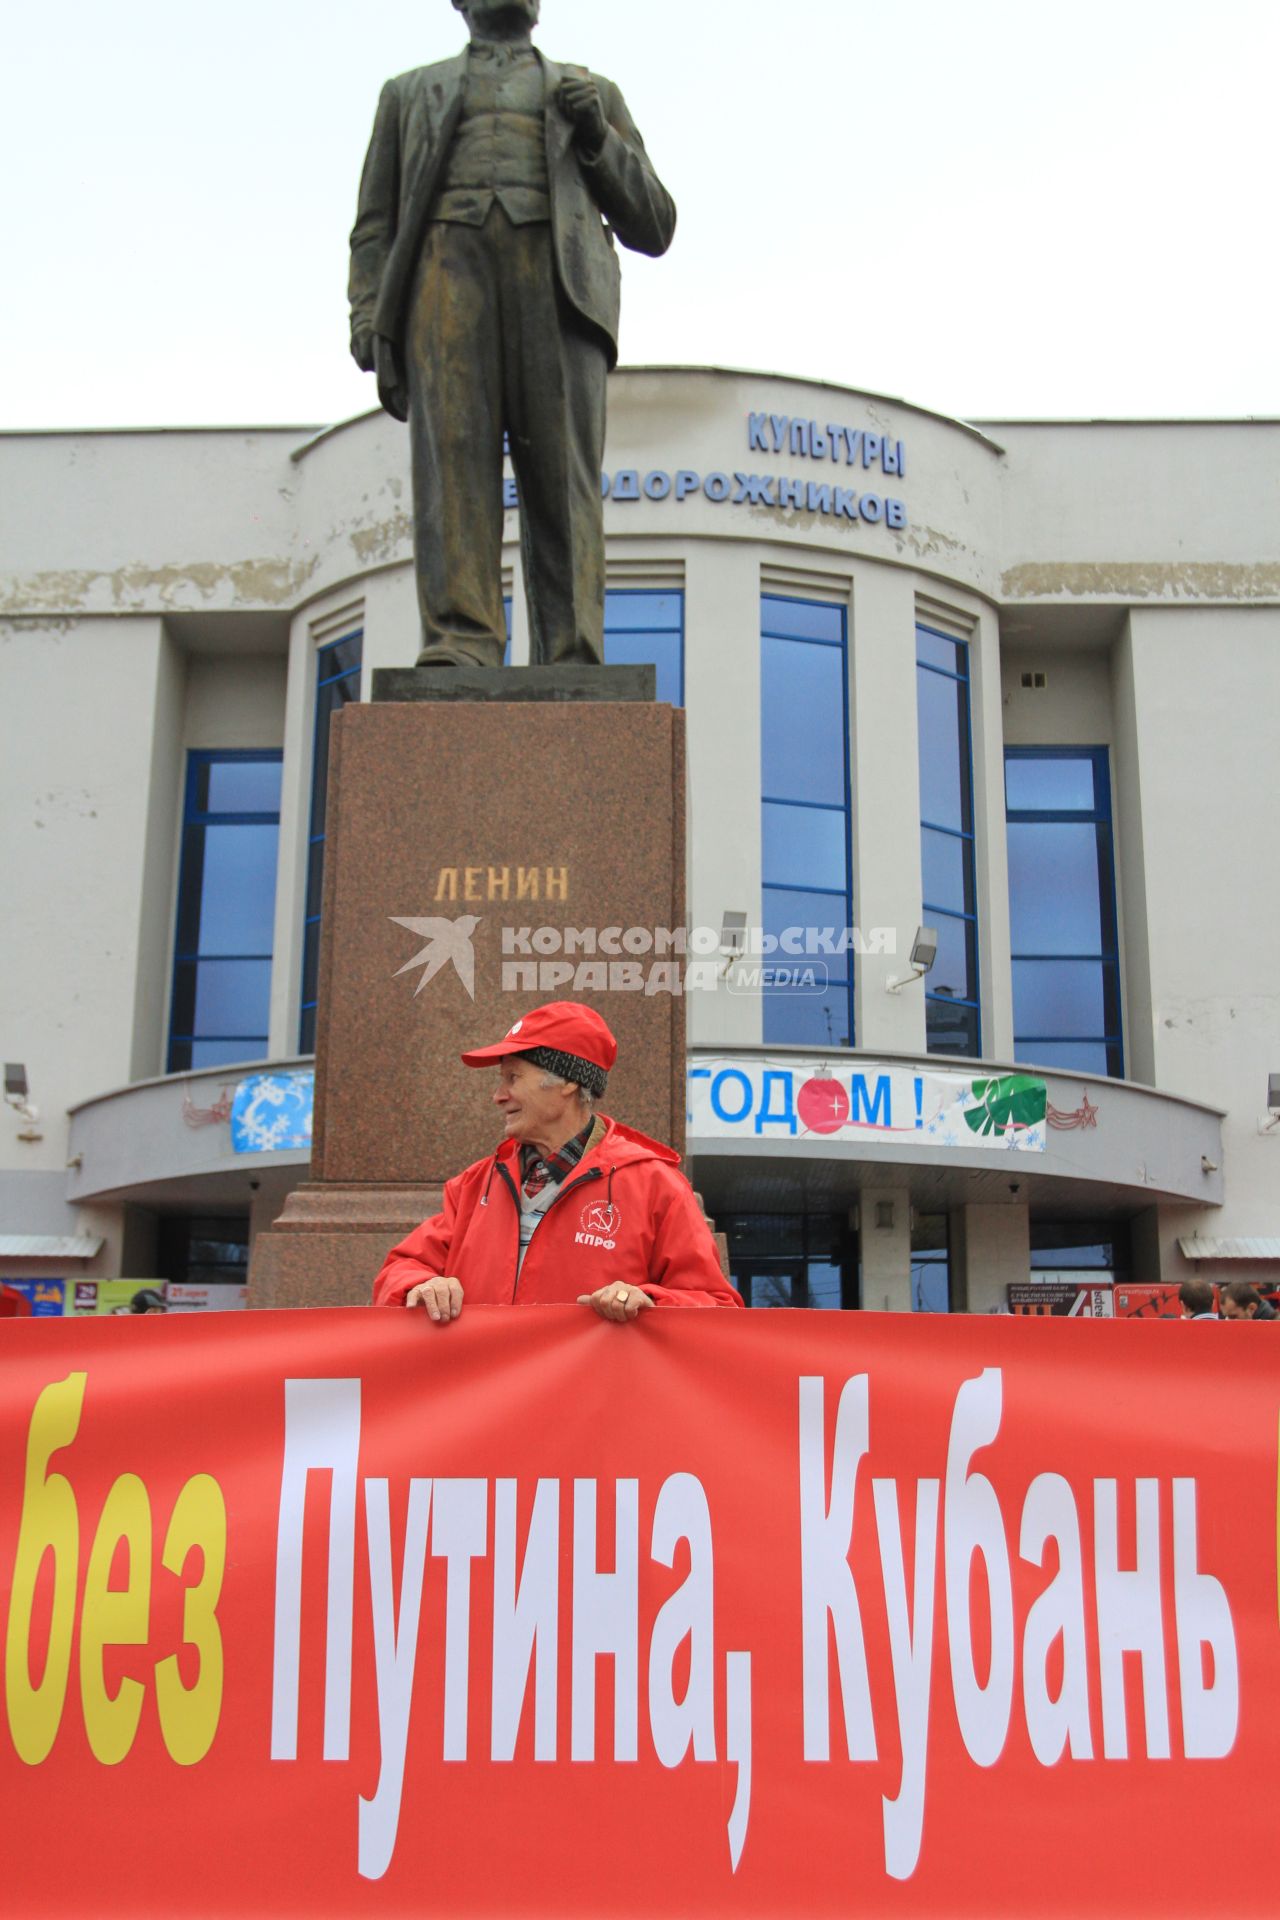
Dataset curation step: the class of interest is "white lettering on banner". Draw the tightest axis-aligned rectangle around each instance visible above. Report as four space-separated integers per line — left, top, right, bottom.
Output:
271 1379 360 1764
648 1474 717 1767
571 1478 639 1762
944 1370 1014 1767
492 1479 560 1762
1094 1478 1170 1759
1020 1473 1094 1763
270 1371 1240 1889
270 1400 754 1880
1172 1477 1238 1757
793 1367 1240 1880
432 1478 488 1760
873 1475 940 1881
360 1477 432 1881
798 1376 877 1762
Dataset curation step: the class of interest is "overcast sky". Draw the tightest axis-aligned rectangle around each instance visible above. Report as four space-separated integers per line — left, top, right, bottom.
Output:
3 0 1276 432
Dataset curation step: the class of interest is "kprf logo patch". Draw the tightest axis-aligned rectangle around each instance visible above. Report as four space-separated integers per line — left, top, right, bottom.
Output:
576 1199 620 1250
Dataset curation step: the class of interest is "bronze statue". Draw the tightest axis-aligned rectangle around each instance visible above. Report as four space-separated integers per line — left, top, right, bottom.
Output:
349 0 676 669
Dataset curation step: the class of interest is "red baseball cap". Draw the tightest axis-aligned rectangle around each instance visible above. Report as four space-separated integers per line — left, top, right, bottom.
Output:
460 1001 619 1072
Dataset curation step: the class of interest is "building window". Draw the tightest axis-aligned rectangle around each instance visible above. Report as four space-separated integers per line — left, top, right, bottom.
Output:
1005 748 1123 1078
300 634 363 1054
917 625 979 1056
724 1213 857 1308
157 1215 250 1290
911 1213 952 1312
168 752 282 1071
1029 1219 1130 1283
760 596 853 1047
603 589 684 705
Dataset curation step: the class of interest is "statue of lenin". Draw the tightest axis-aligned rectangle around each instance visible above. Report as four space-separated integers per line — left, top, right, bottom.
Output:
348 1 676 669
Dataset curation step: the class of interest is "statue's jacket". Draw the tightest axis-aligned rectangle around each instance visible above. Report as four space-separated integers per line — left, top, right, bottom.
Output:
349 49 676 372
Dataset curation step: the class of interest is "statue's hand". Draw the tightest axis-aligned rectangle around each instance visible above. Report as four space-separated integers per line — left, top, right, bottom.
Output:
351 330 375 373
373 335 410 425
558 73 607 158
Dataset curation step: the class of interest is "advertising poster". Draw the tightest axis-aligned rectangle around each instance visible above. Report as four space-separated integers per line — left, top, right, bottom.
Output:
166 1283 248 1313
1114 1284 1183 1321
1007 1283 1115 1318
69 1280 154 1317
3 1279 68 1317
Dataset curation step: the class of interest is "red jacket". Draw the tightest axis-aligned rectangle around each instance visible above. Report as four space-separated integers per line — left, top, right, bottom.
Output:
373 1116 742 1310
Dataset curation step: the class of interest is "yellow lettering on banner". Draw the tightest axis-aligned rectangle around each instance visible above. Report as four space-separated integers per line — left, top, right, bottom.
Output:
517 867 540 901
463 868 483 902
545 867 569 901
433 869 458 902
4 1373 86 1764
488 867 510 901
156 1474 227 1765
80 1474 152 1765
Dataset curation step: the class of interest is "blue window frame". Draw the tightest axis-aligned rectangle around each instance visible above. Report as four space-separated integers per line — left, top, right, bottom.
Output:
1005 747 1123 1078
300 633 362 1053
916 626 980 1056
603 589 684 705
760 596 853 1047
169 751 283 1072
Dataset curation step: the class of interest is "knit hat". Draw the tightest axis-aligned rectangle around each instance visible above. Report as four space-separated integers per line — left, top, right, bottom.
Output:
517 1046 607 1099
461 1002 617 1098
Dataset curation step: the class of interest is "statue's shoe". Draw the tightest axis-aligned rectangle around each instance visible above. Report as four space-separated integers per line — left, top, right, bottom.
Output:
413 645 502 670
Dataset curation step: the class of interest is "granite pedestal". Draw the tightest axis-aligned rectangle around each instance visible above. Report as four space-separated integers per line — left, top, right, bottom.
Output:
250 685 687 1309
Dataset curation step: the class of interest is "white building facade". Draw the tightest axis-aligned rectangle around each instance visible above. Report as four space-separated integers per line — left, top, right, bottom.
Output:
2 368 1277 1313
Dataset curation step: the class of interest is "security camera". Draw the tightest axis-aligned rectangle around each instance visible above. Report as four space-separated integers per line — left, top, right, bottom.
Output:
4 1062 41 1137
887 926 939 994
910 928 938 972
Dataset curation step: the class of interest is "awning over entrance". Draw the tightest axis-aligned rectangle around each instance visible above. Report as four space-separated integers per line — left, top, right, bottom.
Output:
1179 1236 1280 1261
0 1234 104 1259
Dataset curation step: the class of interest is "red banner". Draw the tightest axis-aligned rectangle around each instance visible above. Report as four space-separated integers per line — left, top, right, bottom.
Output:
3 1306 1277 1915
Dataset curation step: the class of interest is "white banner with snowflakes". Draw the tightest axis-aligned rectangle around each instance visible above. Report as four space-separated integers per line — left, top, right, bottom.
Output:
230 1071 315 1154
687 1058 1047 1152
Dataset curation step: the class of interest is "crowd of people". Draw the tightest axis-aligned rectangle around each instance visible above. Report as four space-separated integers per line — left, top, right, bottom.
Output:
1178 1278 1277 1321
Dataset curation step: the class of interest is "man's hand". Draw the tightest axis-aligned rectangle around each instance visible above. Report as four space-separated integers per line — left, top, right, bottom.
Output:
578 1283 654 1324
351 330 375 373
558 72 608 158
405 1276 464 1324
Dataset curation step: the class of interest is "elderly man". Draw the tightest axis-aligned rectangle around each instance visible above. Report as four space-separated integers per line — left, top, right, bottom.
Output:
373 1003 741 1320
348 0 676 668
